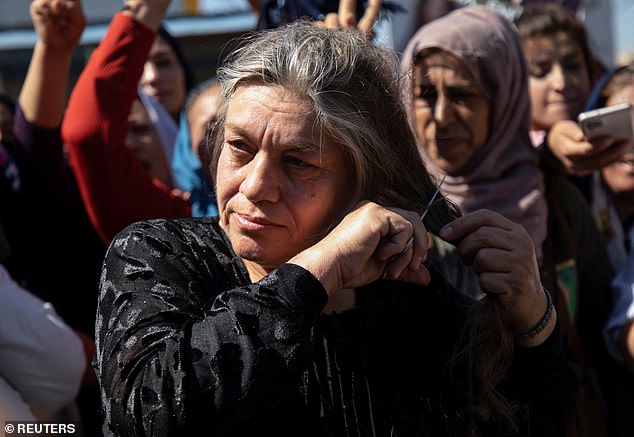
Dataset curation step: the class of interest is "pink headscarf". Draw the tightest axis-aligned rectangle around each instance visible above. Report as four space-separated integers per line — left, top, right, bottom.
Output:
401 5 547 261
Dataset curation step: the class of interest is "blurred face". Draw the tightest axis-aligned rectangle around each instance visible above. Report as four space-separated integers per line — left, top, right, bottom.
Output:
140 36 186 118
413 52 490 175
188 83 222 160
523 32 591 130
601 83 634 194
126 99 172 187
216 84 353 276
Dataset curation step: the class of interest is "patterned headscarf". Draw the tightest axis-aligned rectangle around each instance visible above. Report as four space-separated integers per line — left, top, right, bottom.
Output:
401 5 547 261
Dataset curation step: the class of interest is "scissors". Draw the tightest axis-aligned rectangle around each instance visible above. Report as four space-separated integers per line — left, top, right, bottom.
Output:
387 175 446 263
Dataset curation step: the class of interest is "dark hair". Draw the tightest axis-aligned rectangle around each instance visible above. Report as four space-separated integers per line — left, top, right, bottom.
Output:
602 63 634 104
514 2 601 84
0 92 16 115
157 24 196 92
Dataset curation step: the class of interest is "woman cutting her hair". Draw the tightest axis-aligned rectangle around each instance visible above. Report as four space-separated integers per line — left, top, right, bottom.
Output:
96 13 578 437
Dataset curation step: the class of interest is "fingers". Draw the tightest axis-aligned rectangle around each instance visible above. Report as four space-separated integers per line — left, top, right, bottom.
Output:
357 0 381 36
583 139 630 168
564 138 629 175
374 213 414 262
549 119 629 175
338 0 357 28
380 207 430 280
314 0 378 37
439 210 538 295
317 13 339 29
439 209 513 246
37 0 82 17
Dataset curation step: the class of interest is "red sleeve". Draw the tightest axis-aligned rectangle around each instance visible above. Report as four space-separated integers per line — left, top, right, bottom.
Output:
62 13 191 245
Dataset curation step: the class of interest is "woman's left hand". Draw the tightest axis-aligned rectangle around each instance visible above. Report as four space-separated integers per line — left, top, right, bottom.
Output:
314 0 381 37
439 209 555 344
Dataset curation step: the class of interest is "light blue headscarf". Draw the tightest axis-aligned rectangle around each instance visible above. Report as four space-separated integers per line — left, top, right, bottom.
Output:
137 87 178 184
171 110 218 217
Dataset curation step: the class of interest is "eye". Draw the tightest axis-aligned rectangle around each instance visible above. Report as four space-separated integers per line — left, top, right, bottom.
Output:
284 155 314 169
226 140 255 162
416 85 438 106
528 61 551 79
562 60 584 73
153 57 176 69
447 89 479 104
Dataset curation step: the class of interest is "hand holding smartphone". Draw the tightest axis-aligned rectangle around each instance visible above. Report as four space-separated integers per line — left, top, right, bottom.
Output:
577 102 634 144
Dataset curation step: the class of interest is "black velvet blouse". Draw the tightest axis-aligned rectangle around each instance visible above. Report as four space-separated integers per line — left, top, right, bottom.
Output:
96 217 579 436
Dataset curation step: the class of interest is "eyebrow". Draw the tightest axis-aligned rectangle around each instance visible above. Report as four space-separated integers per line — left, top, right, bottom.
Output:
225 123 324 154
417 80 479 91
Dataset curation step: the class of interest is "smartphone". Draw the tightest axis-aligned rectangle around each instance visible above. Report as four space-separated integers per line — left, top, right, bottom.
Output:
577 102 634 144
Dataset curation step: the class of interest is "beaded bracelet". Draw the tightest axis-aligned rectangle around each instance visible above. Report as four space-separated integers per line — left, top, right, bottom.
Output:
516 287 554 341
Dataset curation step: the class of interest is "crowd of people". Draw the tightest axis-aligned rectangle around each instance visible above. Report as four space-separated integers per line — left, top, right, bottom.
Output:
1 0 633 436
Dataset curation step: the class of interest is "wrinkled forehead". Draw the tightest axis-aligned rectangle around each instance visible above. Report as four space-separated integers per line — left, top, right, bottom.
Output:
225 84 331 150
414 50 477 83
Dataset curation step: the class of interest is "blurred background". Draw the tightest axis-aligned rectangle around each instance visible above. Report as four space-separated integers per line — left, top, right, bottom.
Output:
0 0 632 98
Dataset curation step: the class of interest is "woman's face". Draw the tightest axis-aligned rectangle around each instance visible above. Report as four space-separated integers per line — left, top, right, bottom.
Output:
140 36 186 118
413 52 491 175
601 83 634 194
523 31 591 130
188 83 222 159
126 99 172 187
216 84 353 274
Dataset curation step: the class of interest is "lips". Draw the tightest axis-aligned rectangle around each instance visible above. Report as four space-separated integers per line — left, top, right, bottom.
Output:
232 212 282 231
434 136 462 148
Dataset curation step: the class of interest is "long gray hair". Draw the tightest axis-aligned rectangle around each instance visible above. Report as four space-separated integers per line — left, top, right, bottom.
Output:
209 21 458 233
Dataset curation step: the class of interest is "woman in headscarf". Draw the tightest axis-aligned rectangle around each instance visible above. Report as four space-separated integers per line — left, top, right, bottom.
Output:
401 6 616 435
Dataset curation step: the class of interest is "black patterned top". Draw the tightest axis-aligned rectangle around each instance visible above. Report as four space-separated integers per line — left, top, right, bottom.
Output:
96 217 579 436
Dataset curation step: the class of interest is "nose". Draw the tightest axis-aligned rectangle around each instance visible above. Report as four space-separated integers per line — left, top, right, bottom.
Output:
239 152 281 204
433 93 455 129
549 63 567 91
142 62 159 85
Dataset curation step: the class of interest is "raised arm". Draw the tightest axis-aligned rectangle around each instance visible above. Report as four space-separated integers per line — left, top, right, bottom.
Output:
19 0 86 127
12 0 93 214
120 0 171 31
61 0 190 244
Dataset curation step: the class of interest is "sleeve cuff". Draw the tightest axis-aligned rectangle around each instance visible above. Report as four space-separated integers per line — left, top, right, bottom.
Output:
259 263 328 319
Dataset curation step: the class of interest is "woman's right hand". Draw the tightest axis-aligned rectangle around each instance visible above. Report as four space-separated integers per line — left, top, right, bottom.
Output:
31 0 86 52
289 201 431 295
314 0 382 38
547 119 629 176
121 0 172 31
30 0 86 51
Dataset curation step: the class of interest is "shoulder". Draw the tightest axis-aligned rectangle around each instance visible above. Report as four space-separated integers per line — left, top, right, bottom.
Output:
107 217 238 278
102 217 248 311
111 217 224 251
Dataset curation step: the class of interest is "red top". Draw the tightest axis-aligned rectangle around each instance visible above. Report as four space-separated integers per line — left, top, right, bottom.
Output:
62 13 191 244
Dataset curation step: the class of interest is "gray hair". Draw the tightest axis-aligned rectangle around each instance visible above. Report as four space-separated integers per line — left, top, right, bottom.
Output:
210 21 457 231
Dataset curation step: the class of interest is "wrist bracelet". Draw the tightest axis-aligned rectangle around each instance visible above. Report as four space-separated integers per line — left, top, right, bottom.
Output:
516 287 554 341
